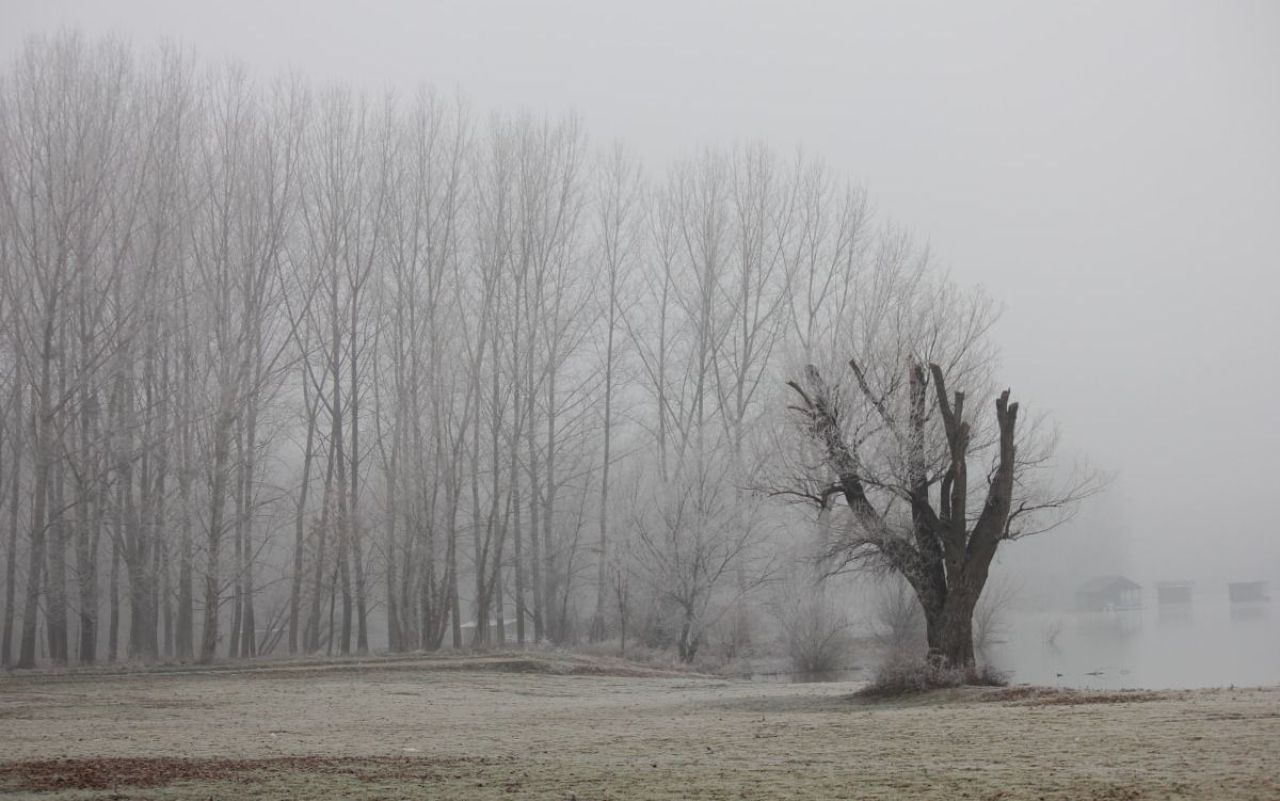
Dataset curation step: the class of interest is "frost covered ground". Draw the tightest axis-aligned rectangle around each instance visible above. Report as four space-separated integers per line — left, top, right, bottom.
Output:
1 653 1277 800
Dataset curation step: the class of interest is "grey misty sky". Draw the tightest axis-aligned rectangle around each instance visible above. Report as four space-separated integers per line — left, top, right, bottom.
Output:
2 0 1277 584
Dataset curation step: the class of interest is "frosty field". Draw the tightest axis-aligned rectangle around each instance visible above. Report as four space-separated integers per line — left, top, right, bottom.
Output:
2 654 1277 800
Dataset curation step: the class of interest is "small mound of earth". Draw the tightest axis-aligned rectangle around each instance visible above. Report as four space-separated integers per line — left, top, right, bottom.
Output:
982 686 1173 706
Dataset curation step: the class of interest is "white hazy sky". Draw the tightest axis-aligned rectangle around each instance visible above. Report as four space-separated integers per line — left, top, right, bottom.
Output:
2 0 1277 586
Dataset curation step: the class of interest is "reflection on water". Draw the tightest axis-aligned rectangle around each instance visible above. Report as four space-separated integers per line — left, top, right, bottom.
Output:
989 595 1279 689
1157 603 1195 626
1230 603 1269 623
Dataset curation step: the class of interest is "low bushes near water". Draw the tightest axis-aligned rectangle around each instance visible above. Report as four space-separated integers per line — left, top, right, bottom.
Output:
857 654 1008 698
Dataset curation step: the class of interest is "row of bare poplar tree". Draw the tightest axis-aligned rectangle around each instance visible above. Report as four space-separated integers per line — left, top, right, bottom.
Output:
0 32 960 668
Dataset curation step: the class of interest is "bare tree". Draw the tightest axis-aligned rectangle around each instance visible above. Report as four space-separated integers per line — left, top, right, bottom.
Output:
587 144 642 642
630 451 768 663
779 245 1099 668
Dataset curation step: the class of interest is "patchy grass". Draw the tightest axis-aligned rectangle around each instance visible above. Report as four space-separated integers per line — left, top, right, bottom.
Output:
2 661 1278 800
0 755 468 791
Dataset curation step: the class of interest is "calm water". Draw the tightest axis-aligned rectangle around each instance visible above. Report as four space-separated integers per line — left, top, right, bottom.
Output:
989 596 1280 690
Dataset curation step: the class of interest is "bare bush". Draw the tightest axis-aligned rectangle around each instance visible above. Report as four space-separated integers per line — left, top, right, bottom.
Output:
973 576 1020 659
770 581 853 673
859 654 1008 698
872 577 926 657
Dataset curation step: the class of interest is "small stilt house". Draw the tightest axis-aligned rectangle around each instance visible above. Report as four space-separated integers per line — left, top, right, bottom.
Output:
1156 581 1193 605
1227 581 1270 604
1075 575 1142 612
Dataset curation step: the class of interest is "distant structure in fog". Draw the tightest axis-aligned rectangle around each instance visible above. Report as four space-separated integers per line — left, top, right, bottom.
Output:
1156 581 1194 605
1075 576 1142 612
1227 581 1270 604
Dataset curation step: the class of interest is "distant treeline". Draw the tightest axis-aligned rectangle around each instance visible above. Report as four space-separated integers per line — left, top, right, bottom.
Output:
0 30 993 668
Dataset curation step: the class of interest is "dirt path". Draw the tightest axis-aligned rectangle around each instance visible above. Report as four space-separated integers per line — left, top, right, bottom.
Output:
2 660 1277 799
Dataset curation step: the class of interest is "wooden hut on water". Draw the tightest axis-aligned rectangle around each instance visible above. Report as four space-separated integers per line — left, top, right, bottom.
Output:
1075 575 1142 612
1228 581 1270 604
1156 581 1193 605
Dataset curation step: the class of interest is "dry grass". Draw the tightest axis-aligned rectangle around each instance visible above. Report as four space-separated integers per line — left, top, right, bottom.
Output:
1 654 1278 800
855 657 1008 698
981 686 1175 706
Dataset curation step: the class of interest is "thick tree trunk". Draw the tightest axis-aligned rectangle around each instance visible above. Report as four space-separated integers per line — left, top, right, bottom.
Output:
933 591 979 669
677 608 700 664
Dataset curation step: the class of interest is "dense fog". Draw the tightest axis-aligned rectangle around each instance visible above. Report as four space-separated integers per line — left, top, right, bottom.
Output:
0 3 1276 678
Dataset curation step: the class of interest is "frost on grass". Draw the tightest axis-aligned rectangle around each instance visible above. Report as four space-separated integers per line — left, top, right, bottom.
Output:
2 667 1278 801
854 655 1009 699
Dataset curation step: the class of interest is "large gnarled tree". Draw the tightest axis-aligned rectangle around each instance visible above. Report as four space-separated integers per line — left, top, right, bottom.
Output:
785 355 1097 668
779 261 1097 669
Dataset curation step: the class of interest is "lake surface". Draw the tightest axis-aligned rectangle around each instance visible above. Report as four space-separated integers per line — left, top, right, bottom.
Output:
988 595 1280 690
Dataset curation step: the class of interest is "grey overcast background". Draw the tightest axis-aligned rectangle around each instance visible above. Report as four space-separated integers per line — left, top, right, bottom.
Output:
3 0 1277 588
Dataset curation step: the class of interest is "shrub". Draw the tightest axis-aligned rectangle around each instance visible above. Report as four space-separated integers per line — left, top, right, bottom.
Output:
872 576 926 656
770 582 854 674
857 655 1008 698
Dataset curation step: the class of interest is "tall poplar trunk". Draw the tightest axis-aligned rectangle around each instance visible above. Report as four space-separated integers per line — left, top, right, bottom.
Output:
589 292 615 642
199 406 235 663
332 349 352 656
542 366 558 642
229 420 245 659
176 357 194 661
18 308 58 669
108 529 120 663
525 387 543 642
348 301 368 653
46 451 68 666
289 370 316 655
74 355 99 665
1 384 21 666
45 322 69 666
74 484 99 665
305 426 337 653
238 396 258 658
511 434 525 646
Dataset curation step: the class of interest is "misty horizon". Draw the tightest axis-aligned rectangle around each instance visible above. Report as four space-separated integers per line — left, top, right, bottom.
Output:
4 2 1275 590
